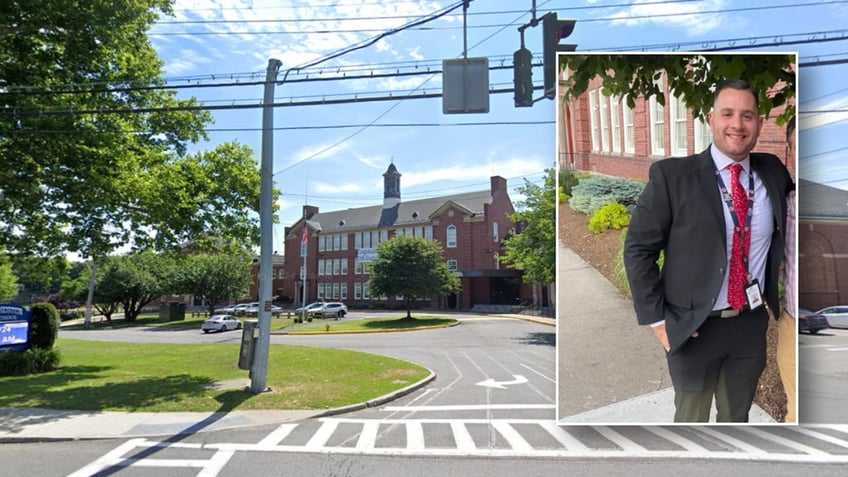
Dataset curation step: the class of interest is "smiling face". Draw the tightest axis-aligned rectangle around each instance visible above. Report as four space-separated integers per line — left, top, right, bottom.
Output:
708 87 764 162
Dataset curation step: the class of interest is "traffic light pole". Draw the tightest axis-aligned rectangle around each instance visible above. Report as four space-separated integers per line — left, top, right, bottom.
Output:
250 58 282 394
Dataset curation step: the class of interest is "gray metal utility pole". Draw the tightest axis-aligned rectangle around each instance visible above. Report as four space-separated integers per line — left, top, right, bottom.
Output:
250 58 282 393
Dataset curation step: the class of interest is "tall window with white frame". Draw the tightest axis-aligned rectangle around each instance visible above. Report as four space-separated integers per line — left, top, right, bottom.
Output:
694 116 712 153
623 94 635 154
446 224 457 248
649 88 666 156
670 93 688 156
611 95 622 154
599 90 610 153
589 89 600 152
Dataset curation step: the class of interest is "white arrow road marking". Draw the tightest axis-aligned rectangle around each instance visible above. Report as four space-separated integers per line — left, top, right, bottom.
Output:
476 374 528 389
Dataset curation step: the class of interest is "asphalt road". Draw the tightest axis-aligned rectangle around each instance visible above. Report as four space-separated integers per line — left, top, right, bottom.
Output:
799 326 848 423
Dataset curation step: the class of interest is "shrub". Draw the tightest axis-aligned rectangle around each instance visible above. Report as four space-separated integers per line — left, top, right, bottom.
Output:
28 302 59 350
570 176 645 216
589 202 631 234
559 168 580 197
0 347 61 376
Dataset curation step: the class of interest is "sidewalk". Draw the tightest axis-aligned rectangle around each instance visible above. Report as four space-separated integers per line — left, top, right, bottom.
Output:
557 240 774 424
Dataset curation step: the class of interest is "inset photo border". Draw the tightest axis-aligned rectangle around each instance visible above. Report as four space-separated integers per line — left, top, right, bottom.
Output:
555 52 798 425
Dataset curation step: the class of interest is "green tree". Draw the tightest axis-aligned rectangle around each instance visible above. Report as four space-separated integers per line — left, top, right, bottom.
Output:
95 252 177 322
173 253 253 315
501 169 556 286
11 256 70 296
369 236 460 319
0 254 19 300
559 54 796 124
0 2 268 258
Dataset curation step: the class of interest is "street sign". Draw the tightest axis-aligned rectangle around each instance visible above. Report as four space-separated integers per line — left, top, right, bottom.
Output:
357 247 377 263
0 303 31 352
442 57 490 114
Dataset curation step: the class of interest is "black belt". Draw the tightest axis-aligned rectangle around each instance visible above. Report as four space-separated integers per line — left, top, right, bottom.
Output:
708 307 748 318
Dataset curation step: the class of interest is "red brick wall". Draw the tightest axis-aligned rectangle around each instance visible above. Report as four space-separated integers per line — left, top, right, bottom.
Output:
799 221 848 311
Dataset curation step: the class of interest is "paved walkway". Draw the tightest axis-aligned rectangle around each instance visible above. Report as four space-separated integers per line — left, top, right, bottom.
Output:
557 240 774 424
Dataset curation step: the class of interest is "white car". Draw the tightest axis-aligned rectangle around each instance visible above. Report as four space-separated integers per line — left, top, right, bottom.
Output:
231 303 256 315
201 315 242 333
815 306 848 329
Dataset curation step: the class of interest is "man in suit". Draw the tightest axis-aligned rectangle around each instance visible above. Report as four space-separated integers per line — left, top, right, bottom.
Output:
624 79 792 422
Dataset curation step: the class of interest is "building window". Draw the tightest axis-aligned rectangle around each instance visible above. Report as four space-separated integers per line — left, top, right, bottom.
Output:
599 91 610 153
589 89 600 152
317 259 325 276
333 258 340 275
362 282 370 300
493 222 499 242
341 258 348 275
447 259 458 272
317 283 325 299
355 232 362 249
333 234 341 251
611 95 622 153
649 92 665 156
318 235 326 252
355 282 362 299
425 226 433 240
332 283 340 300
341 233 348 250
446 224 457 248
355 259 362 275
670 94 688 156
623 95 635 154
695 116 712 152
380 229 389 243
340 283 348 300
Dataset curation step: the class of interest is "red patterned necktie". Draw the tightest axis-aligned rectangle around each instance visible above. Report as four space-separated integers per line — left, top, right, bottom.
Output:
728 163 749 311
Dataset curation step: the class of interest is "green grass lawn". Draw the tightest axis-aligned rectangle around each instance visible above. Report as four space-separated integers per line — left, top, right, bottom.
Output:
290 316 458 334
0 339 430 413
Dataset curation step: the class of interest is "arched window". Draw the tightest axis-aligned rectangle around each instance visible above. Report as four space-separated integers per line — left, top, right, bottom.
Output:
446 224 457 248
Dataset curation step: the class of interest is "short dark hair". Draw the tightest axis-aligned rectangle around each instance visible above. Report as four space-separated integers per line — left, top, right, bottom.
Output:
713 79 759 111
786 115 796 141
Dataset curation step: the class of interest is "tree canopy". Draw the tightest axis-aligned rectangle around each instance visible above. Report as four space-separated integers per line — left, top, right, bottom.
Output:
0 1 268 258
558 54 796 124
172 253 254 315
369 236 460 319
501 169 557 286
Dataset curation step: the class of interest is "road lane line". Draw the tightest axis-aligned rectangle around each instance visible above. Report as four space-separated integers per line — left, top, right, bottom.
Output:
306 420 339 450
642 426 711 452
406 421 426 451
520 362 555 383
594 426 648 452
67 438 150 477
356 421 380 450
789 426 848 449
256 423 297 448
539 422 591 452
738 427 831 456
197 450 235 477
451 422 477 451
492 421 533 452
383 404 555 412
694 427 768 455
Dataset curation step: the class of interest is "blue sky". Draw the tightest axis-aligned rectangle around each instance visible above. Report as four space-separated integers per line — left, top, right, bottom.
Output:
147 0 848 251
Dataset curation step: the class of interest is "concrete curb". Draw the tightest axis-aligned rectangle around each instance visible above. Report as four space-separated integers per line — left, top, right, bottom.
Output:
314 368 438 417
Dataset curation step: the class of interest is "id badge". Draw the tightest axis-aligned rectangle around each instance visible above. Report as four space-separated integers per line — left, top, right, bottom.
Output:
745 279 764 310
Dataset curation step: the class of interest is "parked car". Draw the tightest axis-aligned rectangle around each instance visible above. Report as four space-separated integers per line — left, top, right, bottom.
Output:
798 308 830 334
295 302 325 314
201 314 242 333
231 303 257 315
309 302 348 318
243 303 283 315
213 305 237 314
815 306 848 329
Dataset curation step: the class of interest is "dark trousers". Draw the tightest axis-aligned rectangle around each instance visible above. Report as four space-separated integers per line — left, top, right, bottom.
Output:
666 307 768 422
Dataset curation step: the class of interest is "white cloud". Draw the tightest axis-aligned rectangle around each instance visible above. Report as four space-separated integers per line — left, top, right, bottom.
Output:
608 0 731 36
800 95 848 131
313 182 362 194
399 156 549 189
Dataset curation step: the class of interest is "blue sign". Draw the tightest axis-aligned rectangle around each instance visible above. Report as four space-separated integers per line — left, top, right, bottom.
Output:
0 303 32 352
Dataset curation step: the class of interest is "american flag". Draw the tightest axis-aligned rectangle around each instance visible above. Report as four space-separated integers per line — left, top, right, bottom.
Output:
301 226 308 245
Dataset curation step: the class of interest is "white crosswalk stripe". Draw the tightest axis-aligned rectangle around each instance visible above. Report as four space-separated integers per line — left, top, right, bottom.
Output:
68 420 848 476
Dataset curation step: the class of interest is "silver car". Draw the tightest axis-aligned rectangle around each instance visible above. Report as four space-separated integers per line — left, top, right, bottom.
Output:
310 302 348 318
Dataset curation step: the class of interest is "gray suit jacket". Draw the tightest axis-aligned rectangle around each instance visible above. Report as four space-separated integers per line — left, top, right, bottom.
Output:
623 148 791 353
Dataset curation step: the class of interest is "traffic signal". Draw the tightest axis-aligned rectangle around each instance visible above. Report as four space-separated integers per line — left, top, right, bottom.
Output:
513 47 534 107
542 13 576 99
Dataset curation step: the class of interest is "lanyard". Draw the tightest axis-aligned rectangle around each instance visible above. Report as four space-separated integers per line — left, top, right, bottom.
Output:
714 164 755 279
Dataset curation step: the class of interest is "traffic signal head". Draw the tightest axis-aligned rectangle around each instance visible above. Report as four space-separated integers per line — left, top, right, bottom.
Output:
513 47 534 107
542 13 576 99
